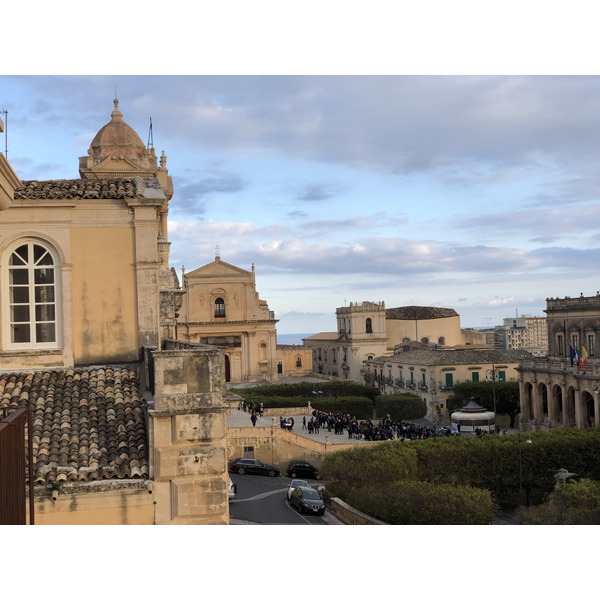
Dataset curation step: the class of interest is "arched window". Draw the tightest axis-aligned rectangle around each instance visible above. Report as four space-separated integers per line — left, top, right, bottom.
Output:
3 239 61 349
296 356 302 367
438 337 446 345
366 318 372 333
214 297 226 317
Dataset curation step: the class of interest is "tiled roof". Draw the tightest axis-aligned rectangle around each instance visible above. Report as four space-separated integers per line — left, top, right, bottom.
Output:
14 178 138 200
0 366 148 486
302 332 338 341
386 306 459 320
370 347 531 366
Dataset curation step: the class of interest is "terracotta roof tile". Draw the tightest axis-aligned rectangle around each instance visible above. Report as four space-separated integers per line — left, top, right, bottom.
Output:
0 366 147 487
14 178 138 200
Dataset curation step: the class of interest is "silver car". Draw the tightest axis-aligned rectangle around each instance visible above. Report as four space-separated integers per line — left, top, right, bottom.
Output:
287 479 309 501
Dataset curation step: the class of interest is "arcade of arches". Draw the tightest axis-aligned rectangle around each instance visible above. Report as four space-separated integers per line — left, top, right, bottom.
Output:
519 374 599 429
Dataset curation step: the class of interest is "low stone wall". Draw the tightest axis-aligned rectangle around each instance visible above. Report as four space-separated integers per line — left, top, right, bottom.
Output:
262 405 311 417
227 424 368 471
325 494 386 525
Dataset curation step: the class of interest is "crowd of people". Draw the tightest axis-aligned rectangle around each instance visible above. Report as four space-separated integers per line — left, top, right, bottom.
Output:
239 401 508 439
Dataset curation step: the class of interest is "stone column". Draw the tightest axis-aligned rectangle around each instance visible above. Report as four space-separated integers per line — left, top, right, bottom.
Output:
148 347 230 524
574 386 583 428
518 379 529 427
547 381 556 427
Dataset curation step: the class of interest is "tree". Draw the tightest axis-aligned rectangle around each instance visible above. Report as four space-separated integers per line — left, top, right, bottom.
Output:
448 381 521 427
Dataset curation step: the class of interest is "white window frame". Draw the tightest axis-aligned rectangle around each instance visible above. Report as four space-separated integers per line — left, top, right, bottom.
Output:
2 238 62 350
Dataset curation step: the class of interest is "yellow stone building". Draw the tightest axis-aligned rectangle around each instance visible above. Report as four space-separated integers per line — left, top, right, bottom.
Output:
305 301 487 384
0 100 230 525
177 255 313 382
177 256 279 382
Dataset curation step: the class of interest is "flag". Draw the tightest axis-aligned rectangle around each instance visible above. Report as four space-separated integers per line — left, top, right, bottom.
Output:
575 346 581 366
582 345 589 367
569 345 577 367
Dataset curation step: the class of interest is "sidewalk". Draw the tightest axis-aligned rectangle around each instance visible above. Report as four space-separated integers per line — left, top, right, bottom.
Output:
227 408 369 445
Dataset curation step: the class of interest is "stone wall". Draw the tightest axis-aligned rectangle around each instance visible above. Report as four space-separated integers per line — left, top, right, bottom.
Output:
227 422 377 471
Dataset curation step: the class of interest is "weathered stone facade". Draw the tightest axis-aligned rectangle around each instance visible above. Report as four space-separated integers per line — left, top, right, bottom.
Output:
517 293 600 430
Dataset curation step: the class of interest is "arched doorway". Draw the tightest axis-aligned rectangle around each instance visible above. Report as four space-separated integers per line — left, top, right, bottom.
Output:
538 382 548 422
523 382 534 420
551 384 563 426
582 391 595 427
565 387 576 427
225 354 231 383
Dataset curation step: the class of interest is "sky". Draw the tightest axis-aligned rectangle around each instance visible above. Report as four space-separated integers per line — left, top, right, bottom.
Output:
4 73 600 335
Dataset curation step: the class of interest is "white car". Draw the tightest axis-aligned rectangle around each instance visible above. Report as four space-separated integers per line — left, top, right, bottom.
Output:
228 478 237 499
287 479 309 501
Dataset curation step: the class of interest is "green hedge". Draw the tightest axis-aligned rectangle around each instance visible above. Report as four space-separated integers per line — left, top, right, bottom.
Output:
415 428 600 497
234 381 379 400
234 395 373 418
344 481 495 525
319 443 418 498
518 478 600 525
320 427 600 518
237 396 311 409
310 397 374 419
375 393 427 420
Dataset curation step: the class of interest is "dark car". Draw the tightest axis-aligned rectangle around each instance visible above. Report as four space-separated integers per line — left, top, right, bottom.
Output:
439 425 460 436
229 457 280 477
290 486 325 515
287 460 320 479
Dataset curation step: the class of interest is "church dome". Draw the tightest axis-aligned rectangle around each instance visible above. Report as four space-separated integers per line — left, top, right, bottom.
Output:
88 99 147 162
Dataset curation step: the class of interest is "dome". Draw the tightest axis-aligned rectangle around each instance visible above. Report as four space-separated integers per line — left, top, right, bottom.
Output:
88 99 147 162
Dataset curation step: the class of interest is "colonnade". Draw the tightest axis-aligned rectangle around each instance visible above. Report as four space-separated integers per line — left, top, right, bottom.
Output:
519 376 600 429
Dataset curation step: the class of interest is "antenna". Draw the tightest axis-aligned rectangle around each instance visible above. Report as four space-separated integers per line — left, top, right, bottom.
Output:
481 317 493 328
1 109 7 156
147 117 154 149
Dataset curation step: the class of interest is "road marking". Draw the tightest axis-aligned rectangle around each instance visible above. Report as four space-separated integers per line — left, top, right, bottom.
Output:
231 488 286 503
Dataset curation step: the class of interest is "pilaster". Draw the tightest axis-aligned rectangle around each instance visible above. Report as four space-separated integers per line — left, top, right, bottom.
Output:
148 348 229 524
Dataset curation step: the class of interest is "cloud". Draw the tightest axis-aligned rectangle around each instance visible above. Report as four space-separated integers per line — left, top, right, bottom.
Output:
295 182 346 202
170 171 246 215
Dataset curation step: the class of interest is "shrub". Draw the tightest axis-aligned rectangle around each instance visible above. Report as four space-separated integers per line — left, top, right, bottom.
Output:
319 443 418 499
234 381 379 400
518 478 600 525
345 480 495 525
310 396 374 419
375 393 427 420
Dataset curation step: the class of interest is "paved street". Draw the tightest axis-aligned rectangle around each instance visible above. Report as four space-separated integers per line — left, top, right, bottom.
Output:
228 471 342 525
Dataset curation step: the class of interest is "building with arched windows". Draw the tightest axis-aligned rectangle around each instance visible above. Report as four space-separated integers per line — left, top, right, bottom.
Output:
517 293 600 430
304 301 486 383
0 100 229 525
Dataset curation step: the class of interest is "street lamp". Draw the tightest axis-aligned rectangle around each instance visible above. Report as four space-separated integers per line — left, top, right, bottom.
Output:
486 365 498 431
518 428 532 506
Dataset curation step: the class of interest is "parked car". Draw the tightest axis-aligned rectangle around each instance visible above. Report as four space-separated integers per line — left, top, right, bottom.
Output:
439 425 460 436
287 460 320 479
228 478 237 499
287 479 309 501
229 457 280 477
289 486 325 515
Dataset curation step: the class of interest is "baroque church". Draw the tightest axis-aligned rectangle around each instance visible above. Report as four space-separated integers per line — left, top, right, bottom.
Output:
0 99 230 524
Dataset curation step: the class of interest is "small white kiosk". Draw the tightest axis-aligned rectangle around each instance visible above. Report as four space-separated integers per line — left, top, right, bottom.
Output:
450 398 495 433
